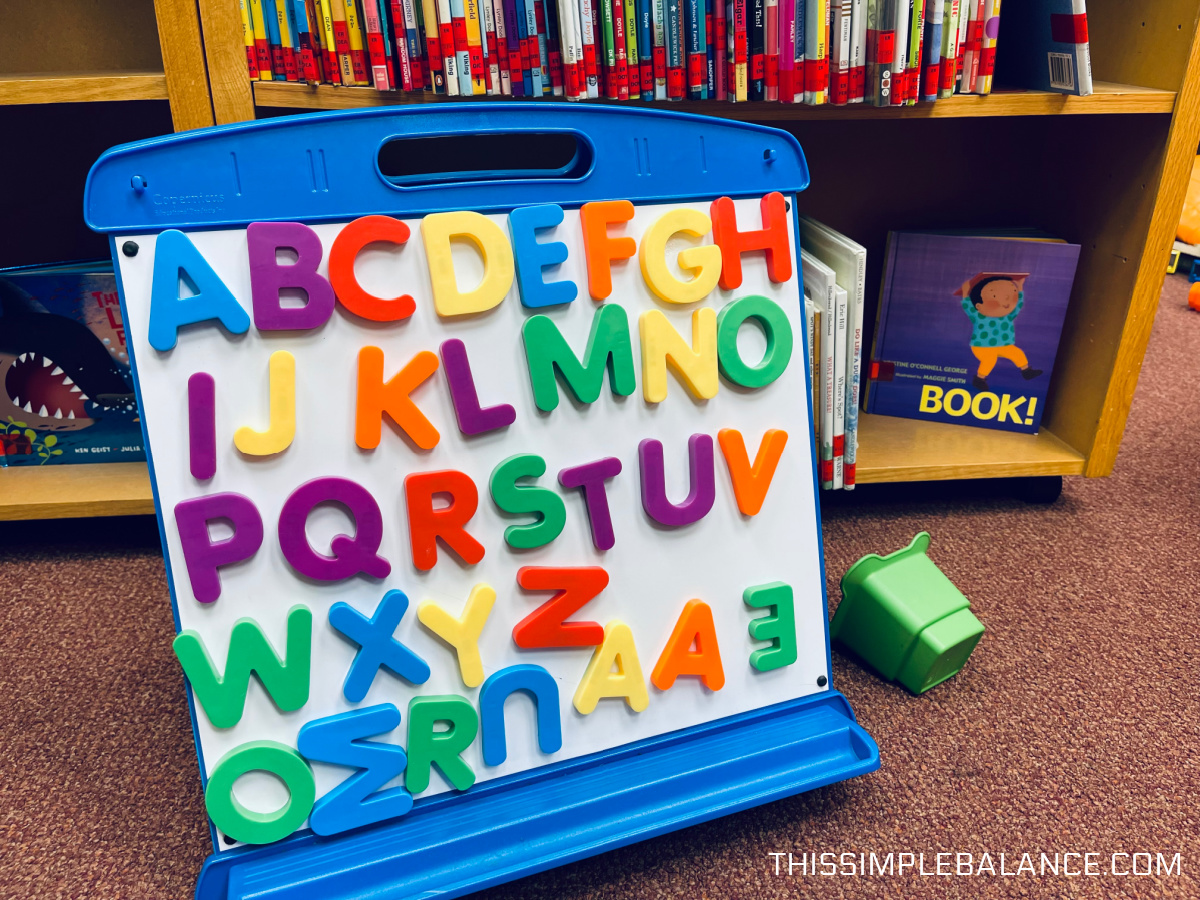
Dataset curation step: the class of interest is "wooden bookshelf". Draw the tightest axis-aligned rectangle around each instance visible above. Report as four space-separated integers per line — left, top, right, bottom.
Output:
5 0 1200 520
251 80 1178 120
0 72 170 106
0 464 154 521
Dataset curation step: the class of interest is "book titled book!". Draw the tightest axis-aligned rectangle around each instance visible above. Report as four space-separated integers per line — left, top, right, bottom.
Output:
864 231 1081 434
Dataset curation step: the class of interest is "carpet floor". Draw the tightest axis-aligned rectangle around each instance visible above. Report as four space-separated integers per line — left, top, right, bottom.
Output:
2 277 1197 900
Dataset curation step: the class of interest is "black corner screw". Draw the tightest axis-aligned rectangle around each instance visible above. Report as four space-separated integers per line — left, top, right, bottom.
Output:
222 834 236 845
817 675 828 688
122 241 139 257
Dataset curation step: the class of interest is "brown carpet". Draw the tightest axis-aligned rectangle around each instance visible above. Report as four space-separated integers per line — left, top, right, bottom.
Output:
2 277 1197 900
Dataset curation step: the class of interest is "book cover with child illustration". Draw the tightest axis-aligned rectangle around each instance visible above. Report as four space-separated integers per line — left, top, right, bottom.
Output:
864 231 1081 434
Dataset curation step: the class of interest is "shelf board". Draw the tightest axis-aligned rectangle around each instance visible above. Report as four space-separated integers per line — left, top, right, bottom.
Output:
0 71 169 105
252 80 1176 119
853 414 1086 483
0 462 154 521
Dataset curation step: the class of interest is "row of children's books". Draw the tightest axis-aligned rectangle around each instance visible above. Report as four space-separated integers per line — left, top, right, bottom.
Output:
237 0 1093 102
799 217 865 490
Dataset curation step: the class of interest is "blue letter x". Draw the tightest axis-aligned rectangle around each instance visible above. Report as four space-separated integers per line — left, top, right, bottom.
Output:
330 589 431 702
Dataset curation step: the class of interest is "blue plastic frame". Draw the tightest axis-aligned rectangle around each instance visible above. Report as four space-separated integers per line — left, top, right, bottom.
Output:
85 103 878 900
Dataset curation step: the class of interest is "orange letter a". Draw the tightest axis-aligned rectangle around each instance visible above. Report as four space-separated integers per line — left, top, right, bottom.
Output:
651 600 725 691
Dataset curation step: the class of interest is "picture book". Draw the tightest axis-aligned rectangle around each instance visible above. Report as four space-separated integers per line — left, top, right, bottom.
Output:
0 263 145 466
864 231 1080 434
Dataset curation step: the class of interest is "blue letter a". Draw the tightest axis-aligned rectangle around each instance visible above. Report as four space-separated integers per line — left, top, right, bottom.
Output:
149 229 250 351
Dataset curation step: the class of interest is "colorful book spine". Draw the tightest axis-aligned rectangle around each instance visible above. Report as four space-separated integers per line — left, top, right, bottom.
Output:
637 0 654 97
468 0 489 93
832 284 847 489
536 0 554 94
733 0 748 99
937 0 959 96
282 0 303 81
391 0 414 88
437 0 461 93
262 0 287 80
904 0 923 103
557 0 580 96
239 0 261 78
612 0 629 98
847 0 865 100
543 0 565 94
653 0 667 97
512 0 530 94
687 0 703 98
710 0 725 97
953 0 968 90
377 0 397 87
318 0 345 84
666 0 683 98
342 0 371 83
494 0 512 93
249 0 274 78
295 0 322 81
581 0 600 95
973 0 998 94
624 0 640 96
830 0 850 103
749 0 765 99
363 0 393 88
765 0 779 99
960 0 981 92
921 0 942 99
405 0 426 88
482 0 501 91
774 0 790 99
450 0 472 93
706 0 716 94
889 0 908 104
792 0 804 101
725 0 736 97
524 0 543 94
803 0 826 103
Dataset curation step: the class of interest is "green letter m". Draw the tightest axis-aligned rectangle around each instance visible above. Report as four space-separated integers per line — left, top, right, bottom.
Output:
523 304 636 411
173 605 312 729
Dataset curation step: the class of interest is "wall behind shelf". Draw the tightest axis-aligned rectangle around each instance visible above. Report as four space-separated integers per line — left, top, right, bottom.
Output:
1 0 164 75
0 102 174 268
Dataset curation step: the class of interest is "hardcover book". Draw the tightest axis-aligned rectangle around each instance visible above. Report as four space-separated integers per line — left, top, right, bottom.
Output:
0 263 145 466
864 231 1081 434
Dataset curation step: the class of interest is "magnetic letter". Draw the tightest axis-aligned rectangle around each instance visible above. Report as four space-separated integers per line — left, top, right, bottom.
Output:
558 456 622 550
247 221 336 331
651 600 725 691
205 741 315 845
417 583 496 688
405 695 479 793
718 428 788 516
639 434 716 526
188 372 216 480
233 350 296 456
296 704 412 836
329 589 431 702
478 665 562 766
638 308 718 403
716 295 794 389
573 622 648 714
522 304 636 411
580 199 636 300
709 193 792 290
278 476 391 581
149 229 249 351
638 207 723 304
509 204 576 308
440 339 516 436
174 492 264 603
173 605 312 728
355 346 441 450
512 566 607 648
421 211 515 317
404 469 486 570
489 453 567 549
744 581 798 671
328 215 415 321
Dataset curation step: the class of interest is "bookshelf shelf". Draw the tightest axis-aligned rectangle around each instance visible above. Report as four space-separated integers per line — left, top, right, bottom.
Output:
251 80 1177 120
0 72 169 106
0 417 1087 520
0 463 154 521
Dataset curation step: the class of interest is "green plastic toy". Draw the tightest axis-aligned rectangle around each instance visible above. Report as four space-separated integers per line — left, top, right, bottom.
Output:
831 532 984 694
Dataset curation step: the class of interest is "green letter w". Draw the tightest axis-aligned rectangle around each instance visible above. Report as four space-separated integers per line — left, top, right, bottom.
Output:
173 605 312 728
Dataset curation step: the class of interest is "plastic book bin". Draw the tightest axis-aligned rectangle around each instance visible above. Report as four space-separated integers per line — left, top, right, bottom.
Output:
831 533 984 694
83 104 879 900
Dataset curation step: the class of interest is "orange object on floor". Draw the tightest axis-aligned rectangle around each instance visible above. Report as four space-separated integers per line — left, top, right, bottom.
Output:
1178 155 1200 244
1188 280 1200 311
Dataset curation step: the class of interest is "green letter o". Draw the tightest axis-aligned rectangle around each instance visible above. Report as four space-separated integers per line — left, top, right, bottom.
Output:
716 295 794 388
205 740 316 845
